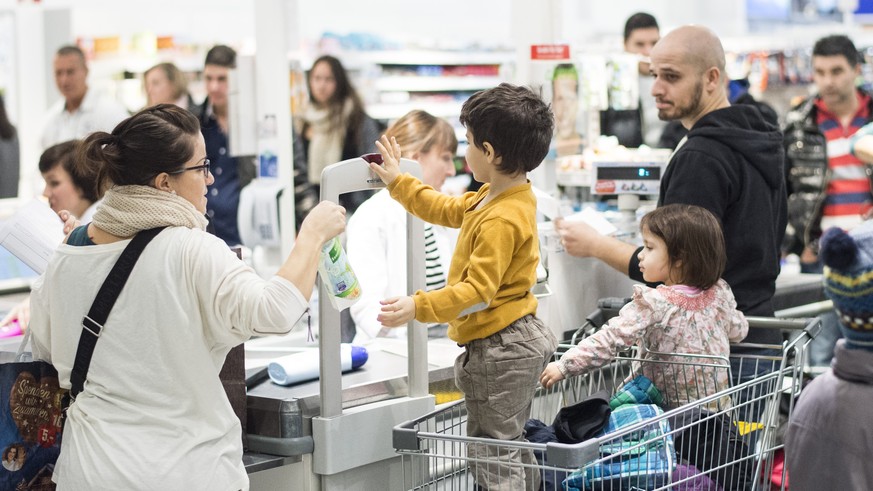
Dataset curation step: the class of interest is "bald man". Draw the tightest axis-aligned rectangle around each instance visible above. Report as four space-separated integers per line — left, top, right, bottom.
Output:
558 26 787 344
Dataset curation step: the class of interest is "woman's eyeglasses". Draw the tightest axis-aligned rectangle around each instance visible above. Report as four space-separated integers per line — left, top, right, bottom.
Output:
170 158 210 178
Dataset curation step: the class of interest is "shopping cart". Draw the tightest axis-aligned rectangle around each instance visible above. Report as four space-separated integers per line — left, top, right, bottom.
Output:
393 317 819 490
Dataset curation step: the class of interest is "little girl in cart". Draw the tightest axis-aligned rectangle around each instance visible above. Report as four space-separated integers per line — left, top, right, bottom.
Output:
540 204 748 408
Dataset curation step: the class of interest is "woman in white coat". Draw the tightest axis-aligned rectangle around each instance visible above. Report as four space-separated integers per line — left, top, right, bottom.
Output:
346 110 458 341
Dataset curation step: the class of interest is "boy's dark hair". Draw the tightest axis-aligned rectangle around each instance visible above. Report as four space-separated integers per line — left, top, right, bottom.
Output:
459 83 554 175
624 12 659 42
204 45 237 68
39 140 100 203
640 204 726 289
813 35 861 67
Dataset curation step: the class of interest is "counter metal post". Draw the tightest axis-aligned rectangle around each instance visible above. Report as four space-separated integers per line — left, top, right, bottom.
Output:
318 157 428 416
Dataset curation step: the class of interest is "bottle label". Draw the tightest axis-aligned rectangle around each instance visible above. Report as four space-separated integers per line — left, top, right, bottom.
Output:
320 238 362 304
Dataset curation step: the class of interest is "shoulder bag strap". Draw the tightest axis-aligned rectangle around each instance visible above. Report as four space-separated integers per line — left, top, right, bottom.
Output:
69 226 166 400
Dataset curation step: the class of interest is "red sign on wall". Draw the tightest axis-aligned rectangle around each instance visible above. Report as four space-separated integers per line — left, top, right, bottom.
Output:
530 45 571 61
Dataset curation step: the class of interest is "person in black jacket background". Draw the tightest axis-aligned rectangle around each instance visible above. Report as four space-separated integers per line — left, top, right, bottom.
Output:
600 12 664 148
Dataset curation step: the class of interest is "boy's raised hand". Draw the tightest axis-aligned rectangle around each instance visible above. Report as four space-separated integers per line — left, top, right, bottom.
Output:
371 135 403 185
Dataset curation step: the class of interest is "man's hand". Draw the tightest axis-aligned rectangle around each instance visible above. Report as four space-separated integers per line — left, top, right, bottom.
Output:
555 217 602 258
371 135 403 186
377 296 416 327
554 216 639 274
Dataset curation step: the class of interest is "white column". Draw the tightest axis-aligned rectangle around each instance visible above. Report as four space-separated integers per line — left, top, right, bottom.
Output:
510 0 563 85
254 0 298 255
14 4 47 199
14 4 71 200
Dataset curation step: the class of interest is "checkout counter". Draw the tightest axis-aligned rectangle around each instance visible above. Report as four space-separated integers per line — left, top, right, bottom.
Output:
241 271 827 490
242 156 439 490
242 148 829 490
240 164 828 491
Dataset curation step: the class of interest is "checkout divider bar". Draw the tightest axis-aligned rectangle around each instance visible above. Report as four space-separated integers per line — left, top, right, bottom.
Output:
318 157 428 418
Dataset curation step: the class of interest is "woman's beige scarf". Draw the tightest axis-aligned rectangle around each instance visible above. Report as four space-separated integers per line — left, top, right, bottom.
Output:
92 185 208 237
304 99 353 184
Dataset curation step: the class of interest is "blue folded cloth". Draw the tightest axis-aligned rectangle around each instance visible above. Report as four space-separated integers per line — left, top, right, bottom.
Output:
564 404 676 490
609 374 665 410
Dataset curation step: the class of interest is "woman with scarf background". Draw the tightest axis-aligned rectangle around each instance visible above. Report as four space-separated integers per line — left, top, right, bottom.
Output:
301 55 383 213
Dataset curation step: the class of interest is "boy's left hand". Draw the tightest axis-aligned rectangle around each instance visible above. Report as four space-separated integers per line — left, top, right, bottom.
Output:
377 296 415 327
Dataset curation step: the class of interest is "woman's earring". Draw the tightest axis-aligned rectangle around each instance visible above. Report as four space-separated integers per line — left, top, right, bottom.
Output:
171 190 177 195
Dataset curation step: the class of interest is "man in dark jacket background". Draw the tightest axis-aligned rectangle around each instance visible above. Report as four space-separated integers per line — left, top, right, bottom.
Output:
198 45 256 247
556 25 787 346
781 35 873 368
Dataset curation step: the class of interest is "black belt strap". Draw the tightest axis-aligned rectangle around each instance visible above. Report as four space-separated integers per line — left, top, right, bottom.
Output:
69 227 166 400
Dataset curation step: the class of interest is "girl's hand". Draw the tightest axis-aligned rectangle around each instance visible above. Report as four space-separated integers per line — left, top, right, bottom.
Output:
300 201 346 245
58 209 81 235
540 362 565 389
377 296 415 327
371 135 403 185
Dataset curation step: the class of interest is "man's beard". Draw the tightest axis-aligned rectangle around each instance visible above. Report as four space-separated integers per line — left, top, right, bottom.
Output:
658 80 703 121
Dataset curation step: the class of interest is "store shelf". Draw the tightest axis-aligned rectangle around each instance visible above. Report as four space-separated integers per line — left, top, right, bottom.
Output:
352 50 514 67
351 50 512 124
374 76 502 92
367 101 465 121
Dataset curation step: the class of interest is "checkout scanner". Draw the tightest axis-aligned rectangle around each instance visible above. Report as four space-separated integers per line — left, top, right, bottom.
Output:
244 154 439 490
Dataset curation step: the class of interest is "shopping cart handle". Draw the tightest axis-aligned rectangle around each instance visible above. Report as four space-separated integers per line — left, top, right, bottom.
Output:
746 316 821 338
393 425 421 451
544 440 601 469
246 434 314 457
598 297 632 310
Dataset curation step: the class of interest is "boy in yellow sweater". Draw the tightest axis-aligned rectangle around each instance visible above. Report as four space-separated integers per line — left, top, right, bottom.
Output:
370 83 558 491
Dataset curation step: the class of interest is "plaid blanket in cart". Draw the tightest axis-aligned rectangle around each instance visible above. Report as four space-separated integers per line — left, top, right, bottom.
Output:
564 404 676 490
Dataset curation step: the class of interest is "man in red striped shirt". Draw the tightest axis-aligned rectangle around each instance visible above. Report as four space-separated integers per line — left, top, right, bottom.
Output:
782 34 873 366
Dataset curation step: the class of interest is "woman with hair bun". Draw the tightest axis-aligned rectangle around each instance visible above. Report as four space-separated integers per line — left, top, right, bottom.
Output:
27 104 346 490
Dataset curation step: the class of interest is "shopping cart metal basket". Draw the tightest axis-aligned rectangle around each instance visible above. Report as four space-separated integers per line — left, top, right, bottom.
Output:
393 317 819 490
